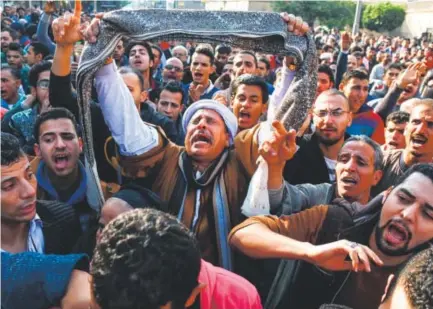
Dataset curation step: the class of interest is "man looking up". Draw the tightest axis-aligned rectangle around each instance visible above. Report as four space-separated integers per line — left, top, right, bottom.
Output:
183 44 219 106
125 40 155 94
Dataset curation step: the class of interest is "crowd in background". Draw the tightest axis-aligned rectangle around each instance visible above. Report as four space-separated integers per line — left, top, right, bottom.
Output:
1 1 433 309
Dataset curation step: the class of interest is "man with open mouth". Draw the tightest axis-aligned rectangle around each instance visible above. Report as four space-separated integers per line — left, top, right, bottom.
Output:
32 108 99 232
382 111 410 151
230 163 433 309
372 99 433 196
183 44 220 106
1 132 81 255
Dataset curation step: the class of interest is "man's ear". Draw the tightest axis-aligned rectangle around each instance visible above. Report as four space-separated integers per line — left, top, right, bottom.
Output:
339 82 345 91
381 274 395 304
184 283 206 308
30 86 36 97
373 170 383 186
261 102 268 115
78 137 83 153
34 143 41 158
140 89 148 103
35 53 43 63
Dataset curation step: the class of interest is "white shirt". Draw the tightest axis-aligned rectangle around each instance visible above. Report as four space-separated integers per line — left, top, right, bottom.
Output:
324 156 337 183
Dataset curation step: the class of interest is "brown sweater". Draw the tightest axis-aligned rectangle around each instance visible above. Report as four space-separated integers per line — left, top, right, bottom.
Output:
109 124 261 266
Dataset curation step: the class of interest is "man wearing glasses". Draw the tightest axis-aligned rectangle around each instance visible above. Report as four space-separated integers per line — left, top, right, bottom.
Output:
161 57 184 86
2 61 52 155
284 89 353 186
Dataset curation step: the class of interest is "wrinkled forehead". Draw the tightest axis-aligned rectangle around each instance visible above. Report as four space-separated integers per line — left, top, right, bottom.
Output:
1 156 29 180
189 108 225 125
339 141 375 162
166 58 183 68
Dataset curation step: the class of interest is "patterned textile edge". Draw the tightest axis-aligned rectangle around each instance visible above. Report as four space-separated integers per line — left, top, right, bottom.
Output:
76 9 317 208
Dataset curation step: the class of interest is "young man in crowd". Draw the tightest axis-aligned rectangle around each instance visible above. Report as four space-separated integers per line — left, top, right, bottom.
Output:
382 111 410 151
372 99 433 195
1 66 25 110
2 61 51 154
32 108 99 232
151 44 163 87
161 57 184 86
25 42 50 67
214 44 232 75
6 42 30 93
370 52 392 82
183 44 219 106
369 63 403 100
339 69 385 144
156 81 186 145
112 38 127 67
316 64 335 99
92 208 262 309
284 89 352 186
1 27 19 64
230 163 433 309
1 132 81 254
231 74 269 131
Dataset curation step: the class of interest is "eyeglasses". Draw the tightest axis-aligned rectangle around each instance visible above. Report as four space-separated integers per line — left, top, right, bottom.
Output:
37 79 50 89
164 64 183 73
313 109 350 118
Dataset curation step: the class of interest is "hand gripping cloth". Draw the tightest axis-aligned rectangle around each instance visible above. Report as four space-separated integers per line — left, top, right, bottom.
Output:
76 9 317 211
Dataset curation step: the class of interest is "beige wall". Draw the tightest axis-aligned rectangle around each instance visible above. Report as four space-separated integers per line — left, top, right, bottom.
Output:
397 1 433 37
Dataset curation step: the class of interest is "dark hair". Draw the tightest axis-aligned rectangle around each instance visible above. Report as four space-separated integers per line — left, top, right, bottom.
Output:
319 305 353 309
386 111 410 126
161 81 185 105
33 108 79 143
396 163 433 188
351 51 364 59
1 132 25 166
125 40 154 63
24 23 37 38
91 208 201 309
349 45 363 54
322 45 333 53
7 42 22 54
318 64 335 86
341 69 369 85
118 66 145 91
341 135 383 170
29 60 51 88
258 56 270 71
193 44 215 65
29 42 50 59
231 74 269 104
215 44 232 55
385 63 404 74
2 27 19 41
1 66 21 80
382 248 433 308
235 50 258 67
150 44 162 61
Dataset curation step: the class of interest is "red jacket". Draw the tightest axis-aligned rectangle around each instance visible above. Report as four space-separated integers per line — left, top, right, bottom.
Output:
199 260 263 309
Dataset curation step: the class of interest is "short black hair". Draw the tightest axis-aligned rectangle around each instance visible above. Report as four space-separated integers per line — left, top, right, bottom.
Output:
258 56 270 71
318 64 335 85
29 42 50 59
125 40 154 63
1 132 25 166
235 50 258 67
29 60 51 88
7 42 22 54
91 208 201 309
231 74 269 104
118 66 145 91
215 44 232 55
1 66 21 80
33 108 79 143
193 44 215 65
386 111 410 126
349 45 363 54
396 163 433 188
351 51 364 59
385 63 404 74
161 81 185 105
382 248 433 308
1 27 19 41
341 69 369 85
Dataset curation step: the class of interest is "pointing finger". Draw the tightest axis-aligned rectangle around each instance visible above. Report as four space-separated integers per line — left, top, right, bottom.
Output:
74 0 82 19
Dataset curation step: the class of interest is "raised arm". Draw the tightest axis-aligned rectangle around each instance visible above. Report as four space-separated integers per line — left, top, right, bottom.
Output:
36 13 56 55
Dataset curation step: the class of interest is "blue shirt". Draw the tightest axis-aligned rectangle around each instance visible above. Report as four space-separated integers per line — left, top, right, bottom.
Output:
1 214 44 253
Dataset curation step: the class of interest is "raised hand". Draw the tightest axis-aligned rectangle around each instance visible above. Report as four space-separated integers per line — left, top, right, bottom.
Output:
51 0 86 46
280 13 309 68
306 239 383 272
259 121 297 167
397 62 422 89
44 0 56 14
340 31 352 52
189 83 205 103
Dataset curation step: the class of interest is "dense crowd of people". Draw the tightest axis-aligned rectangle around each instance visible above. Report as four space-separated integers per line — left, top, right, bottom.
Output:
1 1 433 309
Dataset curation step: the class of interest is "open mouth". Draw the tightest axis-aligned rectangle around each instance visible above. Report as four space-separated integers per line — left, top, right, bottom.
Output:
340 175 358 186
133 60 143 66
384 221 409 246
53 153 70 170
239 110 250 120
388 141 398 147
191 132 212 146
193 72 203 79
411 135 427 147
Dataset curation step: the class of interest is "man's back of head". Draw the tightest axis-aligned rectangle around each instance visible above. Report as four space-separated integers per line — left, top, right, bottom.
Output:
91 208 202 309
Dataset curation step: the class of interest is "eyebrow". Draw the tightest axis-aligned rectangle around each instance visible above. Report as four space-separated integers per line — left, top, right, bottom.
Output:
1 163 31 182
399 188 416 200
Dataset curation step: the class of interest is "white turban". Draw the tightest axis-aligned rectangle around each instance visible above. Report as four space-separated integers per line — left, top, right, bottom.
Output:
182 100 238 145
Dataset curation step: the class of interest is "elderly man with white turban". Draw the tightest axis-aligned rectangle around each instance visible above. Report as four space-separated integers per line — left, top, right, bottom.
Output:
92 20 309 271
